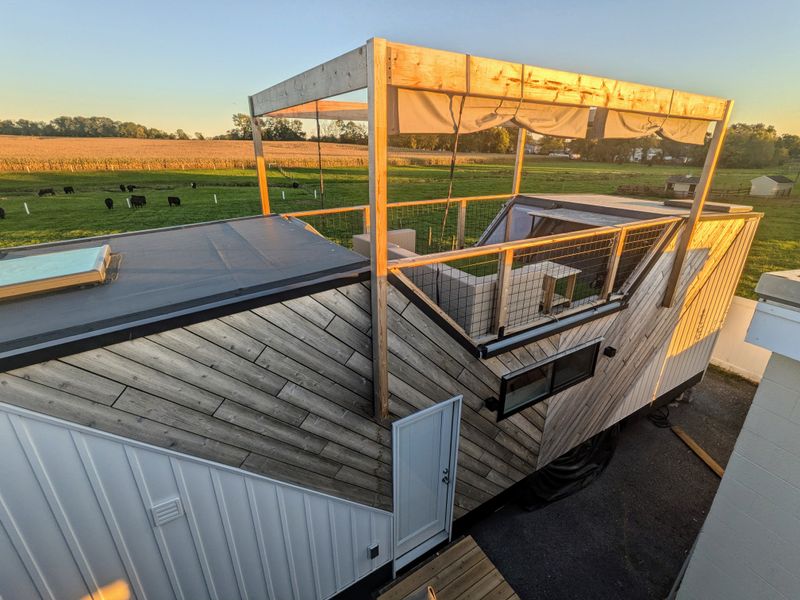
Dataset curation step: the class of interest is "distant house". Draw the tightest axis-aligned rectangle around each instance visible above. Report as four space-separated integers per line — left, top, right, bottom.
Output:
665 175 700 197
749 175 794 197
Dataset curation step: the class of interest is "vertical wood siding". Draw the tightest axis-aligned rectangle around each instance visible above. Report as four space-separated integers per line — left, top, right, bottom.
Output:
0 403 392 600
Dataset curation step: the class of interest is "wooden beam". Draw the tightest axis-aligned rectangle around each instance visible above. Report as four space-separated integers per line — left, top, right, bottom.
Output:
492 249 514 334
367 37 390 421
268 100 369 122
386 41 727 120
512 128 527 195
251 45 368 116
601 229 626 299
662 100 733 307
248 100 270 215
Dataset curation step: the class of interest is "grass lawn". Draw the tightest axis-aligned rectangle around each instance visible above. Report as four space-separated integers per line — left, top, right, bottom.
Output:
0 160 797 298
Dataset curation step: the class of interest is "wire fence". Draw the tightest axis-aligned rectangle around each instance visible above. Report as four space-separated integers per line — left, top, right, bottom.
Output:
390 218 678 341
282 195 510 255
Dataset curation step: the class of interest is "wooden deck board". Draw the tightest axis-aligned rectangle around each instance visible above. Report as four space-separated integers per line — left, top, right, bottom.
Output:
377 536 519 600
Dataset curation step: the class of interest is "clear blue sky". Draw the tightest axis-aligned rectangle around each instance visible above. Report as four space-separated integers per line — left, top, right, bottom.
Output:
2 0 798 136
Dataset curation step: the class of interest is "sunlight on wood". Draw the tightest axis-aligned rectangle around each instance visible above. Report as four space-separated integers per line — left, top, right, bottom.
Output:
79 580 130 600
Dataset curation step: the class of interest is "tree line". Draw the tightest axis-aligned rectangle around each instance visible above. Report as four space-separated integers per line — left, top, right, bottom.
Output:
3 113 798 169
0 116 205 141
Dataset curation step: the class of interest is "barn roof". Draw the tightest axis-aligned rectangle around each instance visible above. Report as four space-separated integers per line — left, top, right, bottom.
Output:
0 216 369 369
762 175 795 184
666 175 701 184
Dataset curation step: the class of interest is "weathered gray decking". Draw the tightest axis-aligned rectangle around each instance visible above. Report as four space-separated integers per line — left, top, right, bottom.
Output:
377 536 519 600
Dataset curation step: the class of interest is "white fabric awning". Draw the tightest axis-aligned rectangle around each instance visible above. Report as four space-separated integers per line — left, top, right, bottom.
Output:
601 110 710 145
387 88 590 138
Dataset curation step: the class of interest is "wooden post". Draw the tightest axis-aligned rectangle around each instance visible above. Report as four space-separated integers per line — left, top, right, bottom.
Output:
512 128 527 195
367 37 390 420
456 199 467 248
601 229 627 299
248 97 270 215
492 249 514 335
362 205 371 234
662 100 733 307
504 128 527 242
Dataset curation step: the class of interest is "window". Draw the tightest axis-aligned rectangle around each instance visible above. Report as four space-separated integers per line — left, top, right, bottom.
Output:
496 340 601 420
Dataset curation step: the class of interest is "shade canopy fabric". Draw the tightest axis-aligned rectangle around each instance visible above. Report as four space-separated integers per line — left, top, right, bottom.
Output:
387 88 590 138
600 109 710 145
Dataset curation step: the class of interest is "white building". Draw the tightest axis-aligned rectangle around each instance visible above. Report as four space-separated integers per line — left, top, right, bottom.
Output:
665 175 700 197
749 175 794 197
676 269 800 600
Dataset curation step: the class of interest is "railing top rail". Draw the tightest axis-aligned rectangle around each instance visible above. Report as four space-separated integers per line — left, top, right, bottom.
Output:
280 193 512 218
387 216 682 270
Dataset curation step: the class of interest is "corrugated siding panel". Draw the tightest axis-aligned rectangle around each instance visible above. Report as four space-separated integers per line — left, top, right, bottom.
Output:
0 402 392 600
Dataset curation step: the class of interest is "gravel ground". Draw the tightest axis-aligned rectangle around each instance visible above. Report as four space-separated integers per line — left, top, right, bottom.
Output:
467 367 756 600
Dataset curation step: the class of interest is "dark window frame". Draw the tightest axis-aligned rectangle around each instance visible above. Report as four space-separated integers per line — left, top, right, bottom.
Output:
497 340 602 420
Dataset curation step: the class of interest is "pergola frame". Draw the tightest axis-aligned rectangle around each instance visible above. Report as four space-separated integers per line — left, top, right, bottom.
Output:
249 38 733 420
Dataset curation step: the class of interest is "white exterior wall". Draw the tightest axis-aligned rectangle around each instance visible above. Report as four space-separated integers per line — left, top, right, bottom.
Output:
0 402 392 600
678 273 800 600
678 353 800 599
710 296 771 382
750 177 793 197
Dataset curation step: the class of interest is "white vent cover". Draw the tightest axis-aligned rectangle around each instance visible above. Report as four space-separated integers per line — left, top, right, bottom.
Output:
150 497 184 527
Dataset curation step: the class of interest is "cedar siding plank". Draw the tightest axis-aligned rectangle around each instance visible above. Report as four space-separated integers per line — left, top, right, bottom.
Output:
10 360 125 405
62 347 224 414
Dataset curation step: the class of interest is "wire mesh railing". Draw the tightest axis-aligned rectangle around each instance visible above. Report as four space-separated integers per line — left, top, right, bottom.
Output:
388 217 679 341
281 194 511 255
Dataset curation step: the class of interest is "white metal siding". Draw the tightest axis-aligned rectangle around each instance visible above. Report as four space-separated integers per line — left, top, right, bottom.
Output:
0 402 392 600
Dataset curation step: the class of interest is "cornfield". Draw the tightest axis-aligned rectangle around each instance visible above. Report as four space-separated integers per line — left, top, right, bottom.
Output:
0 135 515 172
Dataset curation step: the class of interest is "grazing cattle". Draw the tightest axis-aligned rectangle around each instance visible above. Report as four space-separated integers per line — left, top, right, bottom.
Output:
167 196 181 207
104 198 114 210
38 188 55 197
130 195 146 208
119 184 126 192
190 182 197 189
292 181 300 188
63 186 75 194
0 207 5 219
126 185 136 192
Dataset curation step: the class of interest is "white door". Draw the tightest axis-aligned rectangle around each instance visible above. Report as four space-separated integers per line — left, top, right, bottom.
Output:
393 396 461 572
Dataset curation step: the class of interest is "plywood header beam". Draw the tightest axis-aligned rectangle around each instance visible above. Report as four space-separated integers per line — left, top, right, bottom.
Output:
385 41 728 120
250 45 368 116
268 100 369 122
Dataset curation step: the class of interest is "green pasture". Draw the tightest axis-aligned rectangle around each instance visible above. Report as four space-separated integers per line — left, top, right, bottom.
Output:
0 160 797 298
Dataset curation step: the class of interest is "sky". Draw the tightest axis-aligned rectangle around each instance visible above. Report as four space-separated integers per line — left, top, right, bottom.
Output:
2 0 799 137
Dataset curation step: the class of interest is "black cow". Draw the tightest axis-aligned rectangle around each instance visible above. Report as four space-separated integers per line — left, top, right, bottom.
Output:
119 184 126 192
126 184 136 192
130 195 146 208
104 198 114 210
0 207 5 219
38 188 55 197
291 181 300 188
63 186 75 194
167 196 181 207
190 182 197 189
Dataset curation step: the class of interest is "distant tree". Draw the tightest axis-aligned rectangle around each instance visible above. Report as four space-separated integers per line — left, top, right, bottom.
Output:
194 132 205 140
777 134 800 159
263 117 306 141
720 123 778 168
326 120 366 144
175 129 190 140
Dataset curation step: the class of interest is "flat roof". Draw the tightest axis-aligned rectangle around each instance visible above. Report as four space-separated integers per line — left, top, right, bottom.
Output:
519 194 754 219
0 216 368 367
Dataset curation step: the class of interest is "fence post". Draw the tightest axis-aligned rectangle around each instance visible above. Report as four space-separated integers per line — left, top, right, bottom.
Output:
492 248 514 335
362 206 371 234
456 199 467 248
601 229 626 299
